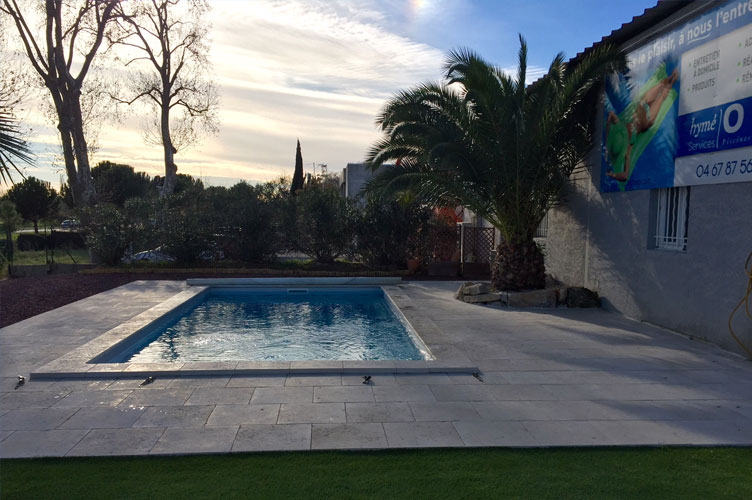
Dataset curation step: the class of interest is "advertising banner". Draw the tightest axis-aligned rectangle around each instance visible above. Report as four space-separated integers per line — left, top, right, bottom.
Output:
602 0 752 192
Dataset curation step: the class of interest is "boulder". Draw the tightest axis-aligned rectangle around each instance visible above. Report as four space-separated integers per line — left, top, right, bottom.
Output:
463 292 501 304
464 283 490 296
566 287 600 308
506 289 557 308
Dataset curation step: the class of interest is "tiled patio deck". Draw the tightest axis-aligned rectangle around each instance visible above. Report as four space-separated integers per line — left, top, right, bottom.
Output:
1 280 751 457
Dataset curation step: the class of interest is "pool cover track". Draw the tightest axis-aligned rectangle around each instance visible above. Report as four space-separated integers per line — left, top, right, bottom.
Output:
30 278 478 380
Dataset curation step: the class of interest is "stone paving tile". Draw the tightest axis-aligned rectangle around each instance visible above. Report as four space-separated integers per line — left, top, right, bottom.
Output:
119 388 195 408
453 421 538 447
52 390 133 408
285 375 342 387
428 384 497 402
345 402 414 423
722 400 752 419
133 405 214 428
106 378 175 390
48 380 117 392
67 428 164 456
185 388 254 405
313 386 374 403
226 376 286 388
168 377 231 388
486 384 560 401
250 387 313 404
521 421 613 446
408 402 483 422
58 407 147 429
0 391 70 410
372 385 436 402
543 383 741 401
0 379 56 392
151 426 239 455
0 429 89 458
278 403 346 424
0 407 79 430
395 374 453 385
447 374 486 385
311 423 387 450
383 422 464 448
588 419 752 445
342 374 398 386
207 404 280 426
4 280 752 454
232 424 311 452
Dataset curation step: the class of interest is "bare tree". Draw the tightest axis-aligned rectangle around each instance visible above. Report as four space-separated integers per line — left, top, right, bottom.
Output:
1 0 120 206
112 0 217 196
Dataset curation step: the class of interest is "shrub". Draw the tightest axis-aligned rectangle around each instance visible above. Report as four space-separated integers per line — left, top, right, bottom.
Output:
81 204 129 266
222 182 284 263
0 239 12 260
122 197 161 253
16 233 47 251
292 187 357 264
354 200 432 267
50 231 85 249
158 194 213 264
1 200 24 262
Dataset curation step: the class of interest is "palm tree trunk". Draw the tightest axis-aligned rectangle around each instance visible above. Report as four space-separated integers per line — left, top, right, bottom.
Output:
491 239 545 291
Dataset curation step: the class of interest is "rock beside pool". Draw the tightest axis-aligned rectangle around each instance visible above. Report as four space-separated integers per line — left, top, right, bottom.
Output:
464 292 502 304
455 282 600 309
456 282 501 304
565 287 601 308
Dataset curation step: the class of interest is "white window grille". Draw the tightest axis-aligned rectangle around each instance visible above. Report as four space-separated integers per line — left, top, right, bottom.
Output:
654 186 690 251
535 212 549 238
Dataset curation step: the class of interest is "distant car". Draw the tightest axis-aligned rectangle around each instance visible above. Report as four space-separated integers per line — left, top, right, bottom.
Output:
61 219 80 229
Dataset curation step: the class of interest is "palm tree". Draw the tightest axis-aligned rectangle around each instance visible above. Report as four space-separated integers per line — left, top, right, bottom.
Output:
365 35 625 291
0 102 33 185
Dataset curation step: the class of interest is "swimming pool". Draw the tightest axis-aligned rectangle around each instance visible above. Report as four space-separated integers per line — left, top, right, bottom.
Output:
104 287 429 363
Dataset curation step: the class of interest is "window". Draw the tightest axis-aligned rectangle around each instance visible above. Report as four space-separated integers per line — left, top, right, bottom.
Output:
653 186 690 251
535 212 549 238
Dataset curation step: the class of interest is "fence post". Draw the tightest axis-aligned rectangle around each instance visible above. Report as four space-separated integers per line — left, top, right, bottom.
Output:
458 222 465 276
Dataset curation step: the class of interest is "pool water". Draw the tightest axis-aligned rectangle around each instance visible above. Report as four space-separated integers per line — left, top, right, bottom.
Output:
110 288 427 362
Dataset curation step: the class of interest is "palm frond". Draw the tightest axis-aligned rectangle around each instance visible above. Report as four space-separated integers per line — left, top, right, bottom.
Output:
0 106 33 185
367 39 624 242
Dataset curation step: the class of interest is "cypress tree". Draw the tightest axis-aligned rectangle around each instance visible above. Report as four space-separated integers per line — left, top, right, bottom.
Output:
290 139 304 194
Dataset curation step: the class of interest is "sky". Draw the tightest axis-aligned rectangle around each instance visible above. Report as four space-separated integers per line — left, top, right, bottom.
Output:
7 0 659 189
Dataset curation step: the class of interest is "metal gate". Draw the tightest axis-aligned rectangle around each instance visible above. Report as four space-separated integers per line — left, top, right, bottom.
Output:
460 224 495 276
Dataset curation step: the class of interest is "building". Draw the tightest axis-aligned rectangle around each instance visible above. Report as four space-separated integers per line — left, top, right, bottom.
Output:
340 163 374 199
544 0 752 355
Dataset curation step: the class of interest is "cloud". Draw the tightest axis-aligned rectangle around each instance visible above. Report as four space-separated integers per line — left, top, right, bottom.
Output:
8 0 549 188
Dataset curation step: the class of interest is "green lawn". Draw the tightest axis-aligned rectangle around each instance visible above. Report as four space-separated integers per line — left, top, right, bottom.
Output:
6 229 89 265
1 448 750 499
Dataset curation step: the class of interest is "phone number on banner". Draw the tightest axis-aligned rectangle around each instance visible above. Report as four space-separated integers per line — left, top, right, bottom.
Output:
674 146 752 187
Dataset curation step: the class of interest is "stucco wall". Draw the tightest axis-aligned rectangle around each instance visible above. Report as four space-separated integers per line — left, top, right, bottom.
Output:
545 1 752 355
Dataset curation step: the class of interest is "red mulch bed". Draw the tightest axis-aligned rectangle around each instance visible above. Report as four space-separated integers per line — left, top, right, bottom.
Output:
0 270 474 329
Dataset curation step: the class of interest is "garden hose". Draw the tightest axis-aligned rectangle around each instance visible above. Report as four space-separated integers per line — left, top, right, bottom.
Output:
728 250 752 359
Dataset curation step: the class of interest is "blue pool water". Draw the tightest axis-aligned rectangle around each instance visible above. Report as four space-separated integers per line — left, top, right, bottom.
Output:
110 288 426 362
